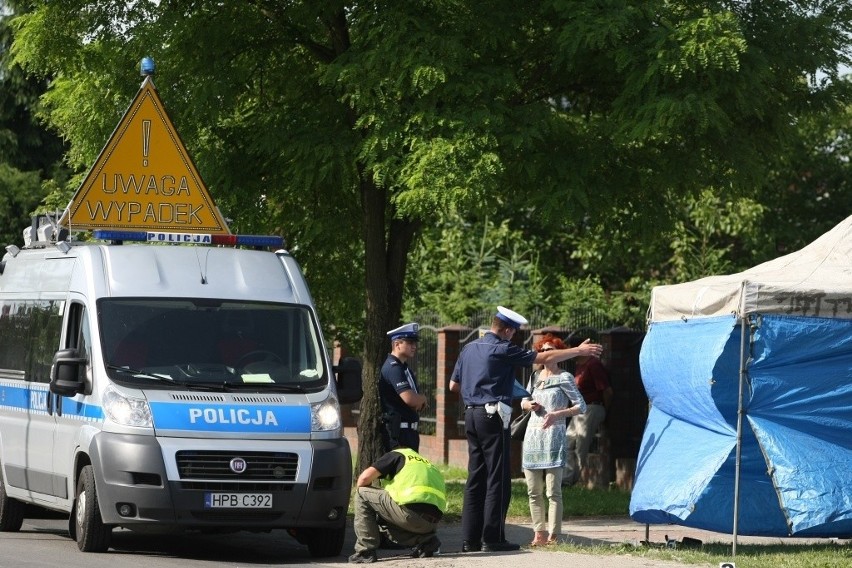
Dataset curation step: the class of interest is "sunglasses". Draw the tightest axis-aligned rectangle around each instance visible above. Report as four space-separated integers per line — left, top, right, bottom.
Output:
539 347 555 352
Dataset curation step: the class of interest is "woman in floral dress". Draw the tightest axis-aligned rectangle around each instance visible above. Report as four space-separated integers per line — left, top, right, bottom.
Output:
520 333 587 546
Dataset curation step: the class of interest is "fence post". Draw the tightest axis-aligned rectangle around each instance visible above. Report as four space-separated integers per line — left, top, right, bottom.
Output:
436 325 468 467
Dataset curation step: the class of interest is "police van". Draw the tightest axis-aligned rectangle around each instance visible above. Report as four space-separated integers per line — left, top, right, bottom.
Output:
0 217 362 555
0 64 362 555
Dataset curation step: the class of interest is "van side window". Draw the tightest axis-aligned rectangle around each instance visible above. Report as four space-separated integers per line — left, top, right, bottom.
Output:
0 299 64 383
63 303 92 394
66 302 91 359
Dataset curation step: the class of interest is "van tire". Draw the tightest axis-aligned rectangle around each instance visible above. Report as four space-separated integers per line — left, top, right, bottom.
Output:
74 465 111 552
0 469 26 532
303 526 345 557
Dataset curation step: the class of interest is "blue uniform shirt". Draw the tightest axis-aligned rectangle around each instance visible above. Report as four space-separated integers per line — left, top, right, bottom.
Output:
379 354 420 423
451 331 537 405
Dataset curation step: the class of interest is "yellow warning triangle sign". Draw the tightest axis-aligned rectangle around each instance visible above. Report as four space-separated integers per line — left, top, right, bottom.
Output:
60 76 230 234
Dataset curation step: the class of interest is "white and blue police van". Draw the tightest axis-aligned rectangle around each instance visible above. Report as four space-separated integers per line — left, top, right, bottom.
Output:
0 216 363 555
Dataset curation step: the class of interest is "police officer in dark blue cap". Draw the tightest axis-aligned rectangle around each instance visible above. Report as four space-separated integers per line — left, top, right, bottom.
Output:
449 306 602 552
379 323 427 452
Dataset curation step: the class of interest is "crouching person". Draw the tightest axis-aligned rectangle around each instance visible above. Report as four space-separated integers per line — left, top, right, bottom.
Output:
349 446 446 563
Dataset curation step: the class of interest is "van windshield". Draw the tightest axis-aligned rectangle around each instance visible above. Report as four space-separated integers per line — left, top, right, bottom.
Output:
97 298 326 392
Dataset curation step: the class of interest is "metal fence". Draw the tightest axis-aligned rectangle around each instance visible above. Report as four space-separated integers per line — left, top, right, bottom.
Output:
409 315 439 436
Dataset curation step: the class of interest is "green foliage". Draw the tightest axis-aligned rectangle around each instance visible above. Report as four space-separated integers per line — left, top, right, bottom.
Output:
9 0 852 338
0 1 69 245
668 190 766 281
404 211 645 329
553 275 635 330
756 100 852 254
0 163 42 245
404 213 549 323
662 9 748 77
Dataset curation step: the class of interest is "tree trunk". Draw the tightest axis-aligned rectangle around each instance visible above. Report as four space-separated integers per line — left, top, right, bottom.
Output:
316 9 422 473
355 177 420 473
356 176 390 473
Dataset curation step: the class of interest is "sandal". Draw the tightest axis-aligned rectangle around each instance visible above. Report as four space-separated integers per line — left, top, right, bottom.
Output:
530 531 548 547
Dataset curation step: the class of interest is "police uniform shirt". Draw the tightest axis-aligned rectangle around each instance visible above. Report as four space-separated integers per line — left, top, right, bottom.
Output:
379 354 420 423
451 331 537 405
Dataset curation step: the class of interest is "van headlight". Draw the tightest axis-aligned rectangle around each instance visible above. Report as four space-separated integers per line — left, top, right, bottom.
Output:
103 387 152 427
311 395 341 431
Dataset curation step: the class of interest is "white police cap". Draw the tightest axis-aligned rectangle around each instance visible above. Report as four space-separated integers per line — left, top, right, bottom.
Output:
496 306 528 329
387 322 420 341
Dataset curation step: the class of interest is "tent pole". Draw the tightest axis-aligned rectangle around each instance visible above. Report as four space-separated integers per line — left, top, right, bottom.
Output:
732 315 749 556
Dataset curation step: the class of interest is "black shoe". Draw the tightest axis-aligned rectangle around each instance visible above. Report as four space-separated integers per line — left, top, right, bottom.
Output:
461 540 482 552
348 550 377 564
483 541 521 552
412 535 441 558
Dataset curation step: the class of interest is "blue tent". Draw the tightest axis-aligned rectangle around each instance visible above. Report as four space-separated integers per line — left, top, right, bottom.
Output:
630 216 852 538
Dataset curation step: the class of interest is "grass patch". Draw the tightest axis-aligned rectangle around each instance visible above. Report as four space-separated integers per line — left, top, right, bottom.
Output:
442 479 631 521
436 463 469 481
554 541 851 568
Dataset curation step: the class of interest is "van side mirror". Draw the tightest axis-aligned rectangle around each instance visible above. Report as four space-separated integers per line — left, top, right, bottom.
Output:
333 356 363 404
50 348 87 396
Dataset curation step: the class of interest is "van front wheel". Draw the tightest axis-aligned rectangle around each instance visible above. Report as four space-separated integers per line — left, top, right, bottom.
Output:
74 465 112 552
0 469 26 532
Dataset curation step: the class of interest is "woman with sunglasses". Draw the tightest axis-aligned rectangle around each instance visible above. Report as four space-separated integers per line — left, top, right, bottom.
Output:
519 333 587 547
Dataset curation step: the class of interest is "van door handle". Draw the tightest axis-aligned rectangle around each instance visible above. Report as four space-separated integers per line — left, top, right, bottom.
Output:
46 390 53 415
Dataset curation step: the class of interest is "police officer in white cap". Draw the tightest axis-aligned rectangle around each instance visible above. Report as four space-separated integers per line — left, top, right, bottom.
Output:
449 306 602 552
379 323 427 452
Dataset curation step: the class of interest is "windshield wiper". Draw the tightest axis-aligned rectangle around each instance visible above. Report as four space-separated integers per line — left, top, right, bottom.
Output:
185 382 309 393
106 364 174 382
234 382 307 393
182 383 231 391
253 383 307 393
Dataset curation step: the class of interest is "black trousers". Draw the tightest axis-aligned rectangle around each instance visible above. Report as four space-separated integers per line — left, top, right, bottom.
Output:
461 406 511 544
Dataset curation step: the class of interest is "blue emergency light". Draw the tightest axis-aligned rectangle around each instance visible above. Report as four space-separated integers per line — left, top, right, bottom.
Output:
93 230 147 242
140 57 156 76
92 230 283 248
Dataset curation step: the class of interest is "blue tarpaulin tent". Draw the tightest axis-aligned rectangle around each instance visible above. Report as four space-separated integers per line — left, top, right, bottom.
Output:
630 215 852 539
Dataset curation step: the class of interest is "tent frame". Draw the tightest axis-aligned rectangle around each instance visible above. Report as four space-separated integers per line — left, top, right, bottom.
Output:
732 314 752 555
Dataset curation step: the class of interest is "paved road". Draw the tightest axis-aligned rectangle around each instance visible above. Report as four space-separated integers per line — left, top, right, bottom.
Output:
2 514 846 568
369 515 848 568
